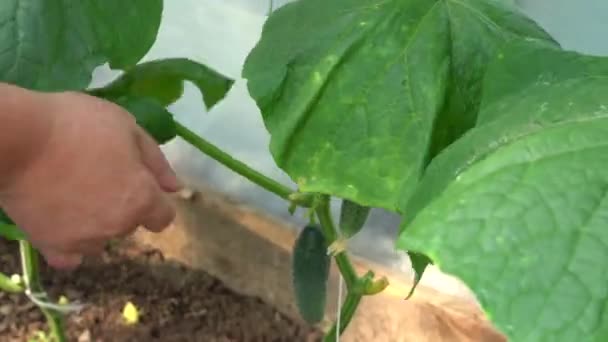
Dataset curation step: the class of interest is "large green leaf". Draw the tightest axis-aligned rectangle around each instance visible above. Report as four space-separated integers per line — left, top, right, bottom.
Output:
243 0 555 211
88 58 234 108
403 40 608 218
0 0 162 91
398 42 608 340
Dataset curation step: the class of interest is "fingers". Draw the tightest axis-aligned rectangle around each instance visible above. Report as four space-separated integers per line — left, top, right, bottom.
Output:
41 249 83 270
139 190 176 233
134 127 182 193
38 238 107 270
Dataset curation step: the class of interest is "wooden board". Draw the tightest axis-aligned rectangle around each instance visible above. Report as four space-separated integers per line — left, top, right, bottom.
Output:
133 185 506 341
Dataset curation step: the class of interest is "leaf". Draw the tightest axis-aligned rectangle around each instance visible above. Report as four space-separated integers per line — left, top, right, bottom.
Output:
242 0 556 211
404 251 432 300
398 42 608 340
0 0 162 91
113 97 177 144
0 209 14 225
0 209 26 240
0 223 26 241
403 40 608 220
89 58 235 108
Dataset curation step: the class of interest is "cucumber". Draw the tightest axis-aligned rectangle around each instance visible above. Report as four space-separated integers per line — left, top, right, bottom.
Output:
292 224 330 324
339 199 370 238
113 96 177 144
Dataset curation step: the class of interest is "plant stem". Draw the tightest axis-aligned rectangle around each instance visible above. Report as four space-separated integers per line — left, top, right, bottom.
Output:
315 197 358 288
0 271 22 293
174 122 296 202
19 241 66 342
315 196 366 340
323 292 362 342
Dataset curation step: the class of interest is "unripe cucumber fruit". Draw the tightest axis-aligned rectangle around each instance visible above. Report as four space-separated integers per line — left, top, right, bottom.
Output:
339 199 370 238
292 224 330 324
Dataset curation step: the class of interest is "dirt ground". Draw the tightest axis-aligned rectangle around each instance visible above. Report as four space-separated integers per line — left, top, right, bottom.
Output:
0 238 322 342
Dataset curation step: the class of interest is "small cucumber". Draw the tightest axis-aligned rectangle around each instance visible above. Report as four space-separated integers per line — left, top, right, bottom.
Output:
339 199 370 239
113 96 177 144
292 224 330 324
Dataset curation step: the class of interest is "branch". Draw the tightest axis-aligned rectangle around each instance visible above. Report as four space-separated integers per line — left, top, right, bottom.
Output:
174 122 312 207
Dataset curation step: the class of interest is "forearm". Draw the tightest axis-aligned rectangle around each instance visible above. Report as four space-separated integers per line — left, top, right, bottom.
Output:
0 83 52 189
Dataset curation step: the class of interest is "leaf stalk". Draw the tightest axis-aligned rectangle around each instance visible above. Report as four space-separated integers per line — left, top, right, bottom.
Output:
174 122 313 208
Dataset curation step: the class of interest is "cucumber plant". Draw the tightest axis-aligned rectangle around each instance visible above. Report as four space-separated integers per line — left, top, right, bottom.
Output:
0 0 607 341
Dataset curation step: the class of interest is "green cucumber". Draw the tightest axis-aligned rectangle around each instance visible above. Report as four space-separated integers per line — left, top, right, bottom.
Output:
112 96 177 145
338 199 370 239
292 224 330 324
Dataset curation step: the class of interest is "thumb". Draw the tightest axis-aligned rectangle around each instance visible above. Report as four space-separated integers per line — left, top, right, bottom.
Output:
135 127 182 193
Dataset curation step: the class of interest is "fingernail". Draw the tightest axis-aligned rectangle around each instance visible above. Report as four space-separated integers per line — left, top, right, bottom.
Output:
163 175 183 193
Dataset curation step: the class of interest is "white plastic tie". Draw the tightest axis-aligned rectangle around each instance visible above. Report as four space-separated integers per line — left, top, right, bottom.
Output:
25 289 86 314
336 273 343 342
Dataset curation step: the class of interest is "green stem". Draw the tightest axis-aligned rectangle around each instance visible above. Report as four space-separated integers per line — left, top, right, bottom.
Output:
19 241 66 342
174 122 297 202
315 196 365 340
0 271 22 293
315 197 358 288
323 293 361 342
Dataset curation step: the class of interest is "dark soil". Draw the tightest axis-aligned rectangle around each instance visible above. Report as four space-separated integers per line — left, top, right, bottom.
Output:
0 238 322 342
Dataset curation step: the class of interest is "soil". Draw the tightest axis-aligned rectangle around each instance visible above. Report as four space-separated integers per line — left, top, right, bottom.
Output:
0 238 323 342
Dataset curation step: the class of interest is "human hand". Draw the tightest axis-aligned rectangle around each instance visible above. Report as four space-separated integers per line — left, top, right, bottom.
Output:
0 90 181 269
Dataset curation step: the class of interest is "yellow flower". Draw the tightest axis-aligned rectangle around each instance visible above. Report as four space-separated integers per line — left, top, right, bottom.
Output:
122 301 139 325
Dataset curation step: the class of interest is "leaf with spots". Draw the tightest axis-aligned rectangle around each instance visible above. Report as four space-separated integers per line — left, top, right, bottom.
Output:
0 0 162 91
402 40 608 219
398 41 608 340
243 0 555 211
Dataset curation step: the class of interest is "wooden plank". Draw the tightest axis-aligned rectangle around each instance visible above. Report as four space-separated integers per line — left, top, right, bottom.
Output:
133 185 506 341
